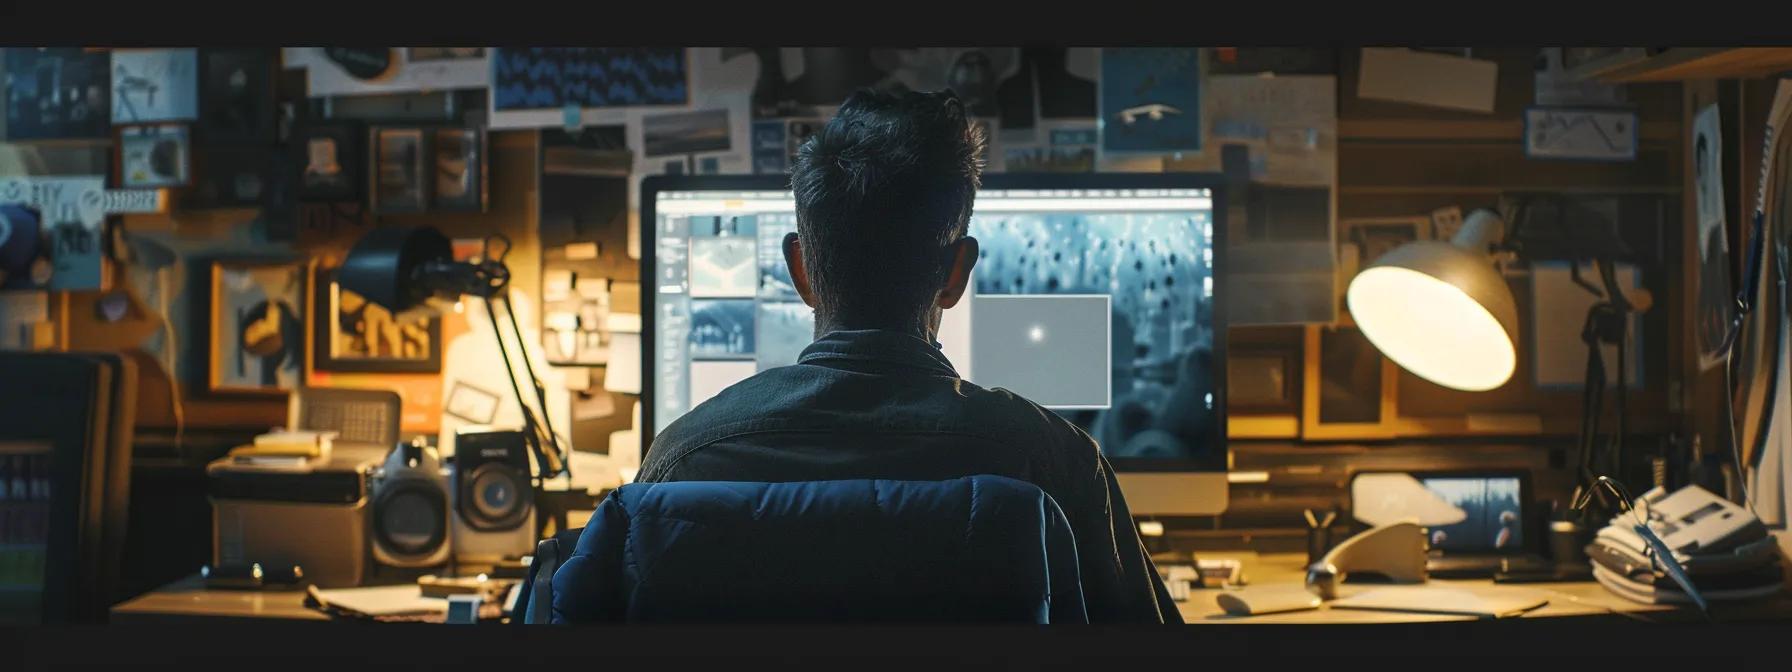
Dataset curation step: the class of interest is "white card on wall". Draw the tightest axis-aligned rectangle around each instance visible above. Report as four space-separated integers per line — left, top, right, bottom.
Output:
1523 107 1638 161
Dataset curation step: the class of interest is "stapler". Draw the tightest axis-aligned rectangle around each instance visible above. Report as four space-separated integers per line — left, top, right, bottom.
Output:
1305 520 1429 599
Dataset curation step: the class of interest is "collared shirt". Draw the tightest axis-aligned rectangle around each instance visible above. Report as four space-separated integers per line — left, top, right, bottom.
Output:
639 329 1181 623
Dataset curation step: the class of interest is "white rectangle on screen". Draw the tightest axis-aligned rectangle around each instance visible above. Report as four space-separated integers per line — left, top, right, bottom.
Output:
688 360 756 408
968 294 1110 409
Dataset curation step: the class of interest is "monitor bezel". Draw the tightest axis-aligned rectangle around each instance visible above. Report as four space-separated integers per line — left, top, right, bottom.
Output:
638 172 1228 475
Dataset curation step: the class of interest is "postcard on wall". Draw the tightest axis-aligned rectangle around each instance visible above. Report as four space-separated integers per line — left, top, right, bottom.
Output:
1098 48 1203 154
111 48 199 124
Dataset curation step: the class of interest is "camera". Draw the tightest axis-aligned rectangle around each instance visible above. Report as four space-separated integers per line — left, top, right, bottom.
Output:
369 438 452 572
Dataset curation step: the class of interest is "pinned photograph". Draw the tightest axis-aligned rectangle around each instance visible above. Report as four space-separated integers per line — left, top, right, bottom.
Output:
1099 48 1204 153
433 126 486 212
4 47 112 140
111 49 199 124
118 123 191 188
1694 104 1733 371
296 123 363 202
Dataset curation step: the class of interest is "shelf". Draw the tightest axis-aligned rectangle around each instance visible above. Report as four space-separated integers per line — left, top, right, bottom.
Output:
1579 48 1792 83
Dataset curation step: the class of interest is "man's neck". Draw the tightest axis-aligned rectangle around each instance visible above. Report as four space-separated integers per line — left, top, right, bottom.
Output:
813 315 936 344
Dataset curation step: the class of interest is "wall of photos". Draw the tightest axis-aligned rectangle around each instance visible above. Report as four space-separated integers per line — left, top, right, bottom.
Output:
0 48 1702 505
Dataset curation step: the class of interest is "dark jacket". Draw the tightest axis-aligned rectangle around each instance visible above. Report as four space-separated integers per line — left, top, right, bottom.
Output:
639 329 1181 623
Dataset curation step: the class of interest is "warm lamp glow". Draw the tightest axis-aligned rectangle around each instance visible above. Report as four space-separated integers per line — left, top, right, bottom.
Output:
1347 266 1516 392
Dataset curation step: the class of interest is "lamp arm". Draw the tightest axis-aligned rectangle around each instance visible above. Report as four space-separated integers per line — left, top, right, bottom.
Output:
482 292 570 483
497 291 568 479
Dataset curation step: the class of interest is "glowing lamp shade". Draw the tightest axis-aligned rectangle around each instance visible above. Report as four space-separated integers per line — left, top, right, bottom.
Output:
1346 212 1519 392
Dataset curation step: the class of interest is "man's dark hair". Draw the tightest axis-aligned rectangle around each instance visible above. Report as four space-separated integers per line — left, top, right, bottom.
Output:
789 88 986 330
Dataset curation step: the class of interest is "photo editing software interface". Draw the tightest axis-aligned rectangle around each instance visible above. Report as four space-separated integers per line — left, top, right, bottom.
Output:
651 185 1219 465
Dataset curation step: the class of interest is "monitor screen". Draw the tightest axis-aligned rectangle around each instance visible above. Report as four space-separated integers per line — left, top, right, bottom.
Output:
645 176 1224 470
1419 475 1527 554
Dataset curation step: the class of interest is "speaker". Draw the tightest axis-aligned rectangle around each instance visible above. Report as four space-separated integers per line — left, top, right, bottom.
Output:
451 429 536 564
370 439 451 570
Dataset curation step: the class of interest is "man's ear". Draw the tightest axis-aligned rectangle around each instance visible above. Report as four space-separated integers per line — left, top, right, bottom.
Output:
782 232 819 308
937 237 979 310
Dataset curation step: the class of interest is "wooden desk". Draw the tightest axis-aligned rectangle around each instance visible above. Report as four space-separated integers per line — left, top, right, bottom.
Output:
1176 552 1792 624
110 575 327 623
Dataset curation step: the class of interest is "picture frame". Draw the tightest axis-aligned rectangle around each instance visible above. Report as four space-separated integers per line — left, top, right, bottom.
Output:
209 260 306 395
1301 324 1400 440
116 123 191 188
371 126 428 213
110 48 199 125
1227 344 1300 414
183 145 269 210
199 48 277 144
1522 106 1639 162
431 126 486 212
295 122 364 202
310 266 443 373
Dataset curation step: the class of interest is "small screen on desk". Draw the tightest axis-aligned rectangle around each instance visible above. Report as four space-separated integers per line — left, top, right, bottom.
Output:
1420 476 1524 553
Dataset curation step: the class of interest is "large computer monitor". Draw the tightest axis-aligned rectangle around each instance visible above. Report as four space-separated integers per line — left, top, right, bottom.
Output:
641 173 1228 515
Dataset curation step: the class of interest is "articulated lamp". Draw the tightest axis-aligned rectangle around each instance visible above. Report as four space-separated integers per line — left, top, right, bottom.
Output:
1346 209 1518 392
338 226 567 479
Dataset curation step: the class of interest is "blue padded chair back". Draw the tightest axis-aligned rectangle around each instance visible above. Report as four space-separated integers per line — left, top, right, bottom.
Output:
548 475 1087 623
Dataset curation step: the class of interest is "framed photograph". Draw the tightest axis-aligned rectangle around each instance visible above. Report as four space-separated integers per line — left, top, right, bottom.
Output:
209 260 306 394
116 123 191 188
1522 106 1638 162
371 126 427 213
295 123 363 202
444 380 501 424
111 48 199 124
1301 325 1399 440
310 266 443 373
4 47 111 140
431 126 486 212
200 48 277 144
1227 344 1300 414
184 146 269 210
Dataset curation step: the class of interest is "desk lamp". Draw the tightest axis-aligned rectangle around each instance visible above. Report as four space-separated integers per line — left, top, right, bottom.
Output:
337 226 568 480
1346 209 1518 392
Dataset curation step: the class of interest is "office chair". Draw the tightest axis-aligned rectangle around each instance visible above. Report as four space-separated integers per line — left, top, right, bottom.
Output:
521 475 1087 624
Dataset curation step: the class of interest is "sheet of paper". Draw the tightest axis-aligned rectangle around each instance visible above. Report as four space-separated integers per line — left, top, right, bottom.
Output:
565 242 599 261
561 367 592 392
1357 48 1497 113
602 332 643 394
575 278 609 300
313 584 445 617
1208 74 1336 188
543 269 574 301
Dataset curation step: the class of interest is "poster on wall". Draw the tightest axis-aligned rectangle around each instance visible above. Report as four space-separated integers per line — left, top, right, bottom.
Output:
209 260 306 394
1099 48 1203 154
0 177 108 291
110 48 199 124
1693 103 1732 372
487 48 688 129
281 47 490 98
996 47 1098 141
4 48 111 141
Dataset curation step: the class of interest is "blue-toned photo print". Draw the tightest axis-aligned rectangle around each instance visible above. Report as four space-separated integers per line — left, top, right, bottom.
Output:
971 211 1216 460
1099 48 1203 153
688 299 756 359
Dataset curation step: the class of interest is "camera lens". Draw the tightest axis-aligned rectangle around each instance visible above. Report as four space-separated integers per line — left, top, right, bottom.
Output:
470 468 524 522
